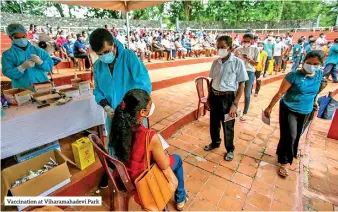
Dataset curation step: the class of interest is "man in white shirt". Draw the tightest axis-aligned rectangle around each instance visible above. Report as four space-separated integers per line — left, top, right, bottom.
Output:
316 33 327 50
137 38 151 62
129 38 137 53
116 32 126 47
235 33 260 121
161 35 176 60
273 36 285 74
205 35 248 161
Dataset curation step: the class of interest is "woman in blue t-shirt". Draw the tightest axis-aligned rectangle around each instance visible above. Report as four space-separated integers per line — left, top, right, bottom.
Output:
264 50 327 178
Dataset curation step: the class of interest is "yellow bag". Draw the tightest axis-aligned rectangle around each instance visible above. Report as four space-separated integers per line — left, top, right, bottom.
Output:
134 131 178 211
72 137 95 170
268 59 275 73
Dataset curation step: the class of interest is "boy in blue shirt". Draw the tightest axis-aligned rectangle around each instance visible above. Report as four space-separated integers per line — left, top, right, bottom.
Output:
291 38 303 72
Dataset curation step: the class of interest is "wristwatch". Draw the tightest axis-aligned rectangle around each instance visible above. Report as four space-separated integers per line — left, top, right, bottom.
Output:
232 102 238 108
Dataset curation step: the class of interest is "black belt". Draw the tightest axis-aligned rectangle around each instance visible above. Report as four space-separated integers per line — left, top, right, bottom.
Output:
212 89 234 96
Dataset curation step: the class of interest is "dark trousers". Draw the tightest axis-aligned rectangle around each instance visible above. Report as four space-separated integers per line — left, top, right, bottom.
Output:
74 53 90 69
263 56 271 76
209 90 235 152
277 100 312 164
255 71 262 94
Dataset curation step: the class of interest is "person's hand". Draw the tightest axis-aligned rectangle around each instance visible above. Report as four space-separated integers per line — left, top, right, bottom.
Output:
19 60 35 71
229 105 237 118
205 100 210 110
264 107 272 118
31 54 43 65
104 105 115 119
313 102 319 111
243 54 250 61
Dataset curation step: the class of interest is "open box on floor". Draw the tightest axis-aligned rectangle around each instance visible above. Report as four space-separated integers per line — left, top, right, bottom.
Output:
1 150 75 211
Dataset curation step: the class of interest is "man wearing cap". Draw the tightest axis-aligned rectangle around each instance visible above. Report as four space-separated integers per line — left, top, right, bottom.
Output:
2 23 53 90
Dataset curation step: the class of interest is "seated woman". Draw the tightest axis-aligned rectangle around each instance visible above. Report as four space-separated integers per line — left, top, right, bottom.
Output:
190 36 203 57
109 89 187 211
202 36 214 57
175 37 187 59
152 37 165 59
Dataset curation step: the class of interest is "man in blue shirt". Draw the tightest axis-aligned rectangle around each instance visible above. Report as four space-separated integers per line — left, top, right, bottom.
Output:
291 38 304 72
73 33 90 71
305 40 314 55
304 35 314 48
62 35 75 62
323 38 338 83
2 23 53 90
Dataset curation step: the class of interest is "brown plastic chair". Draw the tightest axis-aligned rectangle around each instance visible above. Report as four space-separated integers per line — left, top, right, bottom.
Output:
195 76 210 119
88 134 135 211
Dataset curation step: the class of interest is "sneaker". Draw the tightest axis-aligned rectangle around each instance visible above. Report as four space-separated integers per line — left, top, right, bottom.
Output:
176 197 188 211
254 93 258 97
86 68 91 72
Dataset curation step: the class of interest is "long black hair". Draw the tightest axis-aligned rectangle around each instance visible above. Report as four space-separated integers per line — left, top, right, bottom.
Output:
109 89 150 162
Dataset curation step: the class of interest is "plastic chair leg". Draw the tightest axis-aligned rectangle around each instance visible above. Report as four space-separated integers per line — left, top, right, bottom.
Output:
196 102 201 119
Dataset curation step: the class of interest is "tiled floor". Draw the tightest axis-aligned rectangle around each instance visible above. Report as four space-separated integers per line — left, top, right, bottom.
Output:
85 78 338 211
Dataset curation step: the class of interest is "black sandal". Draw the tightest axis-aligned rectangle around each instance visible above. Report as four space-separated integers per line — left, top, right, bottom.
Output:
204 143 220 151
224 152 234 161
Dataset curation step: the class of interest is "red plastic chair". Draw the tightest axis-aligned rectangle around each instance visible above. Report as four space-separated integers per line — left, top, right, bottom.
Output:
195 77 210 119
88 134 135 211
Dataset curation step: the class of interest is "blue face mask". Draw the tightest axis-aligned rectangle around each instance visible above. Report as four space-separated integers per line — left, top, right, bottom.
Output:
13 38 28 47
98 52 115 64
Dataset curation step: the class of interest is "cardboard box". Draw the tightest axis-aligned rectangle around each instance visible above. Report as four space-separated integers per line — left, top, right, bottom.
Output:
1 150 72 210
3 89 32 106
33 82 53 94
59 88 80 98
72 137 95 170
72 80 91 95
15 141 61 163
33 92 61 105
78 81 91 95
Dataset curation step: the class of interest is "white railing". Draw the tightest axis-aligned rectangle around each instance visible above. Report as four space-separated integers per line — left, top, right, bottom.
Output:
1 26 335 34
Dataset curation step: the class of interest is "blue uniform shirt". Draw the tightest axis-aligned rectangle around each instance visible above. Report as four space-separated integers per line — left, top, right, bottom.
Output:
73 40 86 55
93 38 152 139
305 45 312 54
292 44 302 60
282 69 322 114
264 42 274 58
2 42 53 89
62 41 73 55
325 44 338 65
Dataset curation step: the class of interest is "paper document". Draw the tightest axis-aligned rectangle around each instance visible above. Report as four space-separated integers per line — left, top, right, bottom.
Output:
224 114 236 122
262 110 271 125
158 134 170 150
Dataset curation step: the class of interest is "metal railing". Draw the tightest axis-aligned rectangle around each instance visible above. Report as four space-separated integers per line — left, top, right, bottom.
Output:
1 25 335 34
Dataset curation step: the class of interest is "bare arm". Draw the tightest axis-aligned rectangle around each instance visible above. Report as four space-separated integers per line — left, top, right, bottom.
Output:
264 79 292 117
234 81 245 105
150 134 170 170
79 48 86 53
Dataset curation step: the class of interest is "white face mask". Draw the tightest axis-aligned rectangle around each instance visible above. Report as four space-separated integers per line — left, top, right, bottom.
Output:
146 102 155 117
303 63 320 74
258 46 263 51
218 49 229 58
243 43 251 48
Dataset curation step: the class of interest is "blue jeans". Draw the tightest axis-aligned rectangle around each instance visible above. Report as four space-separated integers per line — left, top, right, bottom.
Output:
171 154 186 203
292 57 301 72
243 71 255 114
52 56 62 66
324 63 337 82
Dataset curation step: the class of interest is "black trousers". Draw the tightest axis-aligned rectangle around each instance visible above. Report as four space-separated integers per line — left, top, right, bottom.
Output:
74 52 90 69
263 56 271 76
209 90 235 152
277 100 312 164
255 71 262 94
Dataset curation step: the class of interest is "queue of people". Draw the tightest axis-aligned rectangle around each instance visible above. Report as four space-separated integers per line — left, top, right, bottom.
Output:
2 22 337 209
